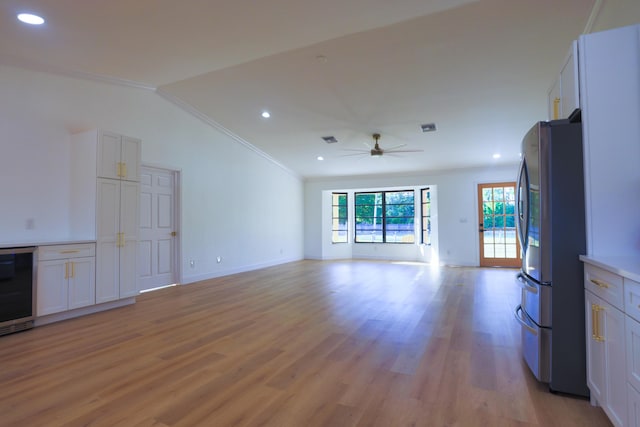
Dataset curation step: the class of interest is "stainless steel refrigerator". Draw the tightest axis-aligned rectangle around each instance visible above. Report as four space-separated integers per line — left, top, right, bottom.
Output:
514 119 589 397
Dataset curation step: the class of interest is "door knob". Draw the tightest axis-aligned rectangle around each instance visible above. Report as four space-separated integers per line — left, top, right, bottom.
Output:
171 231 177 237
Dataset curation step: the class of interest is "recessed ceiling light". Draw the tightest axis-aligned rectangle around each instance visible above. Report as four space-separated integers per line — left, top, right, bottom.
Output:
317 156 324 161
261 111 271 118
493 153 501 159
17 13 45 25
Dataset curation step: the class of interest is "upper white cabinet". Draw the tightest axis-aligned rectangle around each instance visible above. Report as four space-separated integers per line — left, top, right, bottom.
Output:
548 77 561 120
548 41 580 120
579 24 640 256
97 131 141 182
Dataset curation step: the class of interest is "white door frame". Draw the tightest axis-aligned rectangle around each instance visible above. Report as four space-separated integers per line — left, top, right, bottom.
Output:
140 163 182 287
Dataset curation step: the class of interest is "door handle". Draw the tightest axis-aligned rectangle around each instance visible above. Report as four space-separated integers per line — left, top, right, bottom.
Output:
516 273 538 294
171 231 177 237
514 305 537 336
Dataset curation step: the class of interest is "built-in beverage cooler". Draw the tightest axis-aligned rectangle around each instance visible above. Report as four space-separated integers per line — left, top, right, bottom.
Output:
0 247 36 336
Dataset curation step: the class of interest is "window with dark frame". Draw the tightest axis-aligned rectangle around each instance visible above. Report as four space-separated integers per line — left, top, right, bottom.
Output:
354 190 415 243
421 187 432 245
331 192 348 243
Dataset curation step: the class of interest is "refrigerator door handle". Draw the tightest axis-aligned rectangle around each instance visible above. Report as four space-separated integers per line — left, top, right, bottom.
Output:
515 159 529 248
514 305 538 335
517 272 538 294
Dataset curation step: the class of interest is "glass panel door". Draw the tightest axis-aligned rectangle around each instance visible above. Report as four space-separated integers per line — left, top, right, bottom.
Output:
478 182 521 267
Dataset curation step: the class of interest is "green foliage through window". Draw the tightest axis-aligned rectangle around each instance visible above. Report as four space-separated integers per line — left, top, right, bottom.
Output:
421 188 432 245
332 193 348 243
355 190 415 243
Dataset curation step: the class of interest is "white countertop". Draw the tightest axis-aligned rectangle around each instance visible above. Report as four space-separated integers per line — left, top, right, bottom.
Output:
0 240 95 250
580 255 640 282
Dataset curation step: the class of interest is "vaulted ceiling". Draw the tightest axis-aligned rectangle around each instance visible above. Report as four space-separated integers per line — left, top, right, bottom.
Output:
0 0 597 178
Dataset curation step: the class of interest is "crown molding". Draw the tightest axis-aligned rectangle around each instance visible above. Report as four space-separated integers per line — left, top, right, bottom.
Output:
155 89 301 179
0 54 156 91
584 0 604 34
0 57 301 180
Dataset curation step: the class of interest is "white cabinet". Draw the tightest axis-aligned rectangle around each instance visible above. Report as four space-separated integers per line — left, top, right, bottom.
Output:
97 131 141 182
629 383 640 427
96 178 139 303
585 289 627 427
71 129 141 305
582 257 640 427
579 24 640 256
548 77 561 120
548 41 579 120
37 244 96 316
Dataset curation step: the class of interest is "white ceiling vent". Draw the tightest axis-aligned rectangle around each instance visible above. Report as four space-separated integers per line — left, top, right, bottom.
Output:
322 136 338 143
421 123 437 132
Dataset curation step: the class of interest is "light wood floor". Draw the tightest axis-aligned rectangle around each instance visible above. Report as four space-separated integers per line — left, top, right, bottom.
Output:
0 260 611 426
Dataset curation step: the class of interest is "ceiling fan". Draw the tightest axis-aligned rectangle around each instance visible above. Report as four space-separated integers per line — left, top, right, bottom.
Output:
341 133 424 157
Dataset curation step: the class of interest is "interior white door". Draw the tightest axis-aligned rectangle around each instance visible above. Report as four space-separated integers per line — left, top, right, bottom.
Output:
138 166 177 291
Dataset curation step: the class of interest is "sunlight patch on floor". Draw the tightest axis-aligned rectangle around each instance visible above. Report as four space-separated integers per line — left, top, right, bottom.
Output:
139 283 178 293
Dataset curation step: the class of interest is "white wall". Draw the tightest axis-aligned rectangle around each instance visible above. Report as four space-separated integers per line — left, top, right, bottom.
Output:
0 65 304 283
305 164 518 266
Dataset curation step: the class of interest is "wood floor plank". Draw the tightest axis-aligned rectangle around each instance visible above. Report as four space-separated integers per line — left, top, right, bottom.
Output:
0 260 612 426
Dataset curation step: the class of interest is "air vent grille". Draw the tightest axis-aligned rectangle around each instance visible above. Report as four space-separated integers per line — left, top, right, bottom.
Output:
0 320 33 337
421 123 437 132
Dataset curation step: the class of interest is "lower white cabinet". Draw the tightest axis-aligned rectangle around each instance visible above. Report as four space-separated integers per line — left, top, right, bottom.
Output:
585 290 627 427
96 178 139 303
37 244 96 316
629 383 640 427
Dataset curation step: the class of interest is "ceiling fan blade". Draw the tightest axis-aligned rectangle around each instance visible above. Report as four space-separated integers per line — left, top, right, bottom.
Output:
385 149 424 153
338 152 368 157
341 148 370 152
383 143 407 151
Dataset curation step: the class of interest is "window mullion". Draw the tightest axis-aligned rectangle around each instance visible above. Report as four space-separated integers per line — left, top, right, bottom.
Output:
382 192 386 243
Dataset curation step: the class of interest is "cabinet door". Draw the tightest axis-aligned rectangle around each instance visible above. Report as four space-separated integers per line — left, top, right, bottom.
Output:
601 295 628 427
548 78 561 120
120 136 141 182
68 257 96 310
96 178 120 303
119 181 140 298
628 317 640 390
37 260 68 316
586 290 606 405
560 41 580 117
629 383 640 427
97 131 122 180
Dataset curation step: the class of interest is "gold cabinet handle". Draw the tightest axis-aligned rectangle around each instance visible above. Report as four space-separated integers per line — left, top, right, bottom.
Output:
60 250 79 254
65 261 69 280
121 162 127 178
70 261 75 279
116 162 122 178
592 304 604 342
553 97 560 120
591 303 597 340
591 278 610 289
